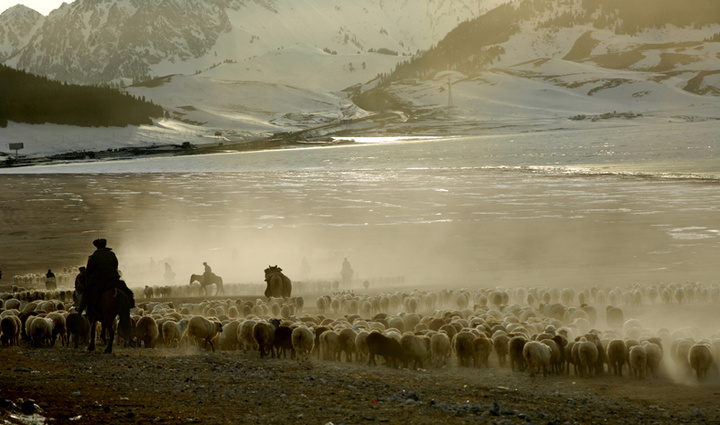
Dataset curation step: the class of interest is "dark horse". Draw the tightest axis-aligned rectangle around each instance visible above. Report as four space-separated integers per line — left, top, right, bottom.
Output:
189 273 224 296
264 265 292 299
75 274 132 354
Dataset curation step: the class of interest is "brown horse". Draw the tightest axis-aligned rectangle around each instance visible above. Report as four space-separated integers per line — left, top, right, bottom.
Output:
264 265 292 299
189 273 224 296
86 286 132 353
74 272 132 354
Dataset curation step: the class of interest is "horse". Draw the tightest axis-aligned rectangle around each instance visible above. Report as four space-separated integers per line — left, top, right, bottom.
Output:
189 273 224 296
74 270 132 354
86 286 132 353
264 265 292 299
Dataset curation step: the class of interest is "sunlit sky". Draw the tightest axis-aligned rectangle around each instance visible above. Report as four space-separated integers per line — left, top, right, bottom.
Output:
0 0 74 16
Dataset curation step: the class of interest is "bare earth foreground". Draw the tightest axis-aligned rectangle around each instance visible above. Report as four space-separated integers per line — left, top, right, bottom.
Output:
1 332 719 425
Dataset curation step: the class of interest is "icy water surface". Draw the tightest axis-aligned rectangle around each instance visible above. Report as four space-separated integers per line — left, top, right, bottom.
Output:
1 121 718 287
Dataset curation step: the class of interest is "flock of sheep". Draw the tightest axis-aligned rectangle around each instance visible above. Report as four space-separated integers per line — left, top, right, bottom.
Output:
1 280 719 384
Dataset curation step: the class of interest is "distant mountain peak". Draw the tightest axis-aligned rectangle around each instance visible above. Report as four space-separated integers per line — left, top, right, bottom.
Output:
1 4 43 17
0 3 45 62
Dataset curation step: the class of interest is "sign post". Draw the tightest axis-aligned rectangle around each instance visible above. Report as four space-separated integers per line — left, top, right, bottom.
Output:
8 143 24 158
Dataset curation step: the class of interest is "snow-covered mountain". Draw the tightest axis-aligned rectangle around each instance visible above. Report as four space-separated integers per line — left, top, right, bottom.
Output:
2 0 720 160
0 4 43 63
2 0 505 84
0 0 508 137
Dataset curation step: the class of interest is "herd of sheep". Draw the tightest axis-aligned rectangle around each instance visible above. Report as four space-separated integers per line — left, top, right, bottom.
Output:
1 281 719 384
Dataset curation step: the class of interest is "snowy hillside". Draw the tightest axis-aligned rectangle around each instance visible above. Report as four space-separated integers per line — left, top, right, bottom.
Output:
355 0 720 127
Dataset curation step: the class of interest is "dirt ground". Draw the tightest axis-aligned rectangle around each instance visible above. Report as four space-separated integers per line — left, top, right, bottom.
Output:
2 304 720 425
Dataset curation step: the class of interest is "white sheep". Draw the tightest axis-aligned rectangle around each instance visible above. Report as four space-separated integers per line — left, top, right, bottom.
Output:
319 330 342 361
162 321 184 348
642 340 663 378
135 316 159 348
237 319 259 352
606 339 628 376
430 332 451 368
401 333 430 370
291 326 315 362
217 321 241 351
28 317 54 347
688 342 714 381
45 312 67 347
629 344 647 379
577 337 599 378
185 315 223 352
523 340 551 377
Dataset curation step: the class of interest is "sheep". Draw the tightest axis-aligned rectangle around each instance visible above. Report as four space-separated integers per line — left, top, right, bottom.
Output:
430 332 452 368
186 316 223 352
162 321 184 348
28 317 53 347
606 339 628 376
238 319 259 352
217 321 241 351
319 330 342 361
523 340 551 377
401 333 430 370
688 342 714 381
337 327 357 362
367 331 408 368
472 335 493 368
492 333 510 367
540 338 562 374
606 306 624 329
672 338 695 374
291 326 315 362
577 337 599 378
252 320 277 358
629 344 647 379
453 331 475 367
274 325 295 359
508 335 528 372
355 330 370 363
643 340 663 378
46 312 67 347
66 313 90 348
0 315 21 346
135 316 159 348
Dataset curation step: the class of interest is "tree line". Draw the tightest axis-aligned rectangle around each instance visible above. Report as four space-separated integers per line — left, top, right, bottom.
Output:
0 65 164 128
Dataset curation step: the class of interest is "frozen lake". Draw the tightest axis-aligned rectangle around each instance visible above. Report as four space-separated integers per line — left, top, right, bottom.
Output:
1 121 718 288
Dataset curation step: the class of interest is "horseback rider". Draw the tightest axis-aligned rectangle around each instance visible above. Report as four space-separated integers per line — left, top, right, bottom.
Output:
76 238 134 313
340 257 353 285
203 261 212 285
45 269 57 290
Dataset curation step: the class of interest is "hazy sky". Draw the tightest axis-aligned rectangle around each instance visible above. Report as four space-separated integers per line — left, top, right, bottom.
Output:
0 0 74 16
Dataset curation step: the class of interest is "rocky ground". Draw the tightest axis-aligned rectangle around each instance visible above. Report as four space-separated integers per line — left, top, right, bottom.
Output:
2 329 719 425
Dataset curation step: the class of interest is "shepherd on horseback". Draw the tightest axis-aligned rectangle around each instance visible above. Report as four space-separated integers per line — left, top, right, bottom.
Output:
74 238 134 353
76 238 135 314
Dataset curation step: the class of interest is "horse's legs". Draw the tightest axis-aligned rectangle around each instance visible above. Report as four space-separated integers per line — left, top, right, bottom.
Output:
88 317 96 352
104 320 114 354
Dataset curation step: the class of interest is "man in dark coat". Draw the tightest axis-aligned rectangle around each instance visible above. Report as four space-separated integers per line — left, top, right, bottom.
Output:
76 239 134 313
45 269 57 290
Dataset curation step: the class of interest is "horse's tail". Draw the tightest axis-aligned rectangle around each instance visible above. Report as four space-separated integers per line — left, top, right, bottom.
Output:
115 289 132 340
